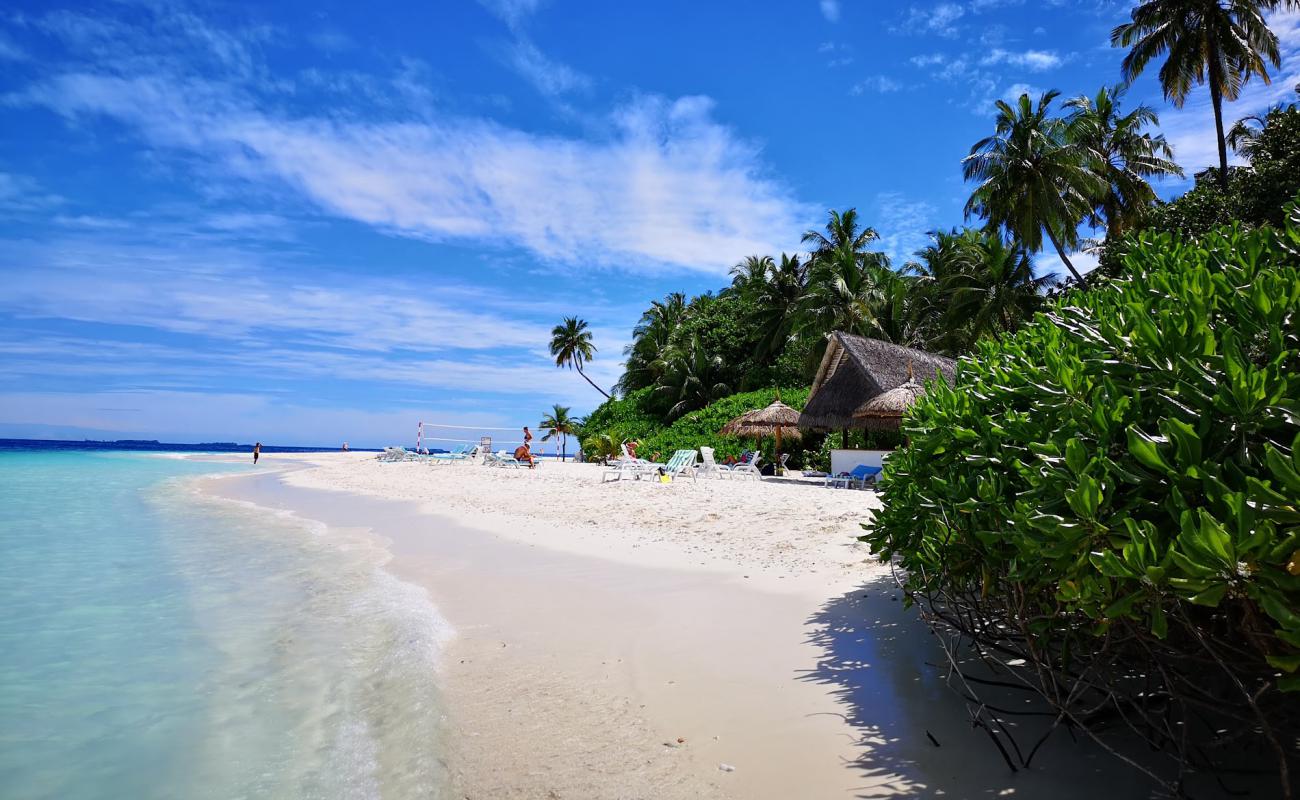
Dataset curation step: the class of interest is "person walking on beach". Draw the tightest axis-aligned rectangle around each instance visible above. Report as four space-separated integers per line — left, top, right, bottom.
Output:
522 426 533 450
253 442 261 465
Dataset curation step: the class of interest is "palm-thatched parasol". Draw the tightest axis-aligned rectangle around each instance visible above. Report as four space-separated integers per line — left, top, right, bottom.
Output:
721 400 802 470
852 377 928 431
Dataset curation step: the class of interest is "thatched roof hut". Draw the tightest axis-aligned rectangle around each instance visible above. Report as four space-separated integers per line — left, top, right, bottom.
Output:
799 333 956 431
720 400 803 439
853 377 929 430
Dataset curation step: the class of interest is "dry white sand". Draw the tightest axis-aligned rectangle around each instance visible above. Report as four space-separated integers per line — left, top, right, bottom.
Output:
203 453 1156 799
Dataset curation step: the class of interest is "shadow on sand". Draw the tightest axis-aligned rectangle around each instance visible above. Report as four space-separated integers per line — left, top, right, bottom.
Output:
800 574 1162 799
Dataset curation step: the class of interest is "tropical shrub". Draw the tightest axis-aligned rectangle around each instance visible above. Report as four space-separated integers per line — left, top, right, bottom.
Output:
581 387 811 467
864 205 1300 793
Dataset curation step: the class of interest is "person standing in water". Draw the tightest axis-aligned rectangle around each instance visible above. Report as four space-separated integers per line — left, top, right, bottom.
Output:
253 442 261 465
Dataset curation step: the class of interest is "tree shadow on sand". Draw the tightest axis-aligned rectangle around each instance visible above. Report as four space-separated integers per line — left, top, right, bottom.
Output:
799 574 1161 799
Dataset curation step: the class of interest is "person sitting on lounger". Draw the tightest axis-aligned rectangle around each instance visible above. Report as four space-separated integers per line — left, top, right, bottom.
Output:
514 444 536 469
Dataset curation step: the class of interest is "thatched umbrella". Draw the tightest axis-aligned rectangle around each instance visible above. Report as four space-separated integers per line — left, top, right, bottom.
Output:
852 378 928 431
721 400 803 470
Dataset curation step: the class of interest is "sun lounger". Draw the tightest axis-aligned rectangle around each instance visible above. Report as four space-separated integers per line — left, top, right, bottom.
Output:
729 452 762 480
826 464 882 489
428 443 471 464
697 446 727 479
485 450 522 468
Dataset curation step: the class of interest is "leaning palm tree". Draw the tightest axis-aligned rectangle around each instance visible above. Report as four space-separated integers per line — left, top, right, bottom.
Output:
1111 0 1285 189
963 90 1102 282
538 404 576 461
1065 85 1184 240
549 316 610 399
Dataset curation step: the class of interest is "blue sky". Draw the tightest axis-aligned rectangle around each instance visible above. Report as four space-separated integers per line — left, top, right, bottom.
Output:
1 0 1297 447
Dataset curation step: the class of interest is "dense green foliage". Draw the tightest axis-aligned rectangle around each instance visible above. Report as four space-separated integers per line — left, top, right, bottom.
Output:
867 209 1300 705
581 387 812 466
1097 93 1300 276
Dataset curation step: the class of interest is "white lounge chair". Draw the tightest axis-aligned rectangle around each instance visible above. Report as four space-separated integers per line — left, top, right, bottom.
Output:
658 449 698 482
697 446 727 479
485 450 522 468
429 443 471 464
730 452 762 480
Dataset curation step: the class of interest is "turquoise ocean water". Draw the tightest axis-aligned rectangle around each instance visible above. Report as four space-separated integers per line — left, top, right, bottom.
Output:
0 451 450 799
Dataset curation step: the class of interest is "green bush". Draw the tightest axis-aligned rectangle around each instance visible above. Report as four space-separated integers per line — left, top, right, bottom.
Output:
864 206 1300 785
581 387 811 467
638 387 810 465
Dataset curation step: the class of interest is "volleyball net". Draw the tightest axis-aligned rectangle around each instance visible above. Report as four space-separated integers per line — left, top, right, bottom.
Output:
414 421 560 454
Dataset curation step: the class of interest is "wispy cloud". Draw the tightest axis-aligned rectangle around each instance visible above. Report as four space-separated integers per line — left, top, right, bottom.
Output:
894 3 966 38
872 192 938 266
504 37 593 96
11 7 810 275
850 75 902 95
981 48 1064 71
820 0 841 23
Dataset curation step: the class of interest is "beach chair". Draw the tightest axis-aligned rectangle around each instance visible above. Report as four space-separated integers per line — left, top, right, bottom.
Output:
697 446 727 479
826 464 882 489
486 450 522 468
656 449 698 483
729 452 762 480
428 443 470 464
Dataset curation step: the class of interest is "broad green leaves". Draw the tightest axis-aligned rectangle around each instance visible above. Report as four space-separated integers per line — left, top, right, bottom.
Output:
866 209 1300 692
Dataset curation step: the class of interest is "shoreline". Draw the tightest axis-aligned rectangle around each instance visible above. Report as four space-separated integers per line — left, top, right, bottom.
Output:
197 453 1156 798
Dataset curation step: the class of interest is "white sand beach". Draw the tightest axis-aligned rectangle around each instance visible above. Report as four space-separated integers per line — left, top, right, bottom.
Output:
203 453 1155 799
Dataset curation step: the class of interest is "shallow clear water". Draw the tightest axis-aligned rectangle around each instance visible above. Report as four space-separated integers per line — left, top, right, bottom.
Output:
0 452 450 799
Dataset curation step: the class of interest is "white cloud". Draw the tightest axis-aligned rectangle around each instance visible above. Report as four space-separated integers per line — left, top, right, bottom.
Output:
895 3 966 38
1035 249 1098 279
850 76 902 95
504 37 593 96
820 0 841 23
1001 82 1042 103
981 48 1064 71
910 53 946 68
17 71 808 274
872 192 937 266
0 172 63 212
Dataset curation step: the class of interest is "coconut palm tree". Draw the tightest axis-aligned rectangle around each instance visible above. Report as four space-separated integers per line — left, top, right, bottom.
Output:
619 293 686 393
801 208 879 261
795 246 897 365
538 404 576 461
943 230 1057 348
963 90 1102 283
1111 0 1285 190
550 316 610 399
748 253 807 365
653 335 732 419
727 255 775 298
1065 85 1184 240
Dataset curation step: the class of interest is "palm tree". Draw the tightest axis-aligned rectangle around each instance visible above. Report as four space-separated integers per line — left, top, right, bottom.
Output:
795 246 897 365
538 404 576 461
653 335 732 419
943 230 1057 348
1065 86 1184 240
619 293 686 394
748 253 807 365
1111 0 1285 190
550 317 610 399
801 208 879 261
728 255 775 298
963 90 1102 282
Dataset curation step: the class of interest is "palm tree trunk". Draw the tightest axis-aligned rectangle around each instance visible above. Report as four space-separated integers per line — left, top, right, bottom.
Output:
561 433 567 462
576 366 612 399
1044 224 1084 283
1210 77 1229 191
